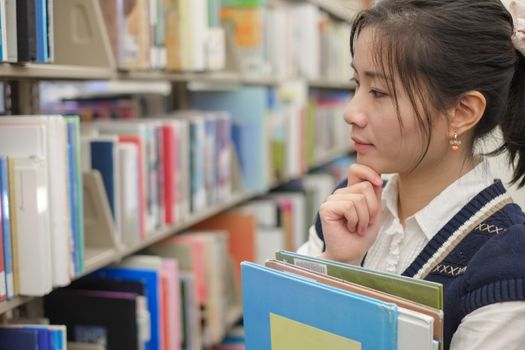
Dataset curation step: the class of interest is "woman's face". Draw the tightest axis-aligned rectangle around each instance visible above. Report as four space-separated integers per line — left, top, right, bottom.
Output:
345 27 450 176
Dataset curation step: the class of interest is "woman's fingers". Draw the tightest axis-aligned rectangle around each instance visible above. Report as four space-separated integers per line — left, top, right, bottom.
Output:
323 193 371 236
331 181 379 225
347 163 382 187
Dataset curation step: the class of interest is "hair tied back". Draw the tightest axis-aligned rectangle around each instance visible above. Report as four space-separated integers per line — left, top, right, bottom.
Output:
509 0 525 56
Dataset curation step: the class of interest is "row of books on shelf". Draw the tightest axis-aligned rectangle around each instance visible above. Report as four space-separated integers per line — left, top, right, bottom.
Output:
0 112 234 298
0 167 350 349
86 0 355 77
243 251 444 350
0 0 53 63
0 103 351 301
2 243 234 350
43 83 352 191
0 116 84 297
0 0 358 76
83 113 233 241
263 2 352 80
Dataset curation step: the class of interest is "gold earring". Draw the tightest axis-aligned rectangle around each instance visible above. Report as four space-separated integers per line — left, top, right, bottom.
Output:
450 132 461 152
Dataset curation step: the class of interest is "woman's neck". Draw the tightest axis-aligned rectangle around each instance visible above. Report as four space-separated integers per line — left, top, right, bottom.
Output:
396 154 478 225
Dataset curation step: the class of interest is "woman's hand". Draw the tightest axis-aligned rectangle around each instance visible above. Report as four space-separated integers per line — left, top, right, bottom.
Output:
319 164 383 265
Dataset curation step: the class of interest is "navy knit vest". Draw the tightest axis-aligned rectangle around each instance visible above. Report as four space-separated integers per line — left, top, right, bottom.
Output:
314 180 525 349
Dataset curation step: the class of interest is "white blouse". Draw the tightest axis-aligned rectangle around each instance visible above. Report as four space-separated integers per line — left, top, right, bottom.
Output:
298 159 525 349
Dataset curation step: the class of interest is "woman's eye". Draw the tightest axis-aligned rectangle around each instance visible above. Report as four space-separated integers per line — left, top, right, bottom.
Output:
370 89 386 98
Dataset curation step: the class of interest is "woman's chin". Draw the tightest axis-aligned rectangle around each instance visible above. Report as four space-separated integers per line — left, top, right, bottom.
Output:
355 156 392 175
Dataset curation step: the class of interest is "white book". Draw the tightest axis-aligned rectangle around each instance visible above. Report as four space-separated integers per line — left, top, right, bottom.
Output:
186 0 208 71
398 307 435 350
12 157 53 295
0 116 71 288
206 27 225 71
4 0 16 62
118 142 140 246
290 4 320 79
46 116 72 286
255 227 284 265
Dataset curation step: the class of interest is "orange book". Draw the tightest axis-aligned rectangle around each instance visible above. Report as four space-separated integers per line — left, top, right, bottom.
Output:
192 211 256 282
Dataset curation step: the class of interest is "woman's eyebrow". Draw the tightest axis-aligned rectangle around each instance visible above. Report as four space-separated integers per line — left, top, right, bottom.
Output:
351 63 392 82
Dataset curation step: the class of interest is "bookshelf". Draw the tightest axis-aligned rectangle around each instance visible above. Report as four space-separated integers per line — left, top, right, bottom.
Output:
0 0 361 347
0 143 353 316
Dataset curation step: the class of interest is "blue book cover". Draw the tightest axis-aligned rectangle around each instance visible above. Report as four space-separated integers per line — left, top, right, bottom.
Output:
32 327 51 350
90 140 117 218
0 328 39 348
0 157 13 299
65 116 84 274
51 328 63 350
34 0 49 62
66 122 79 275
10 325 65 350
91 266 160 350
242 262 398 350
191 88 268 192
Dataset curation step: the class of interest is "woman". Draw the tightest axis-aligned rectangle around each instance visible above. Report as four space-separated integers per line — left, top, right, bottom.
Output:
299 1 525 349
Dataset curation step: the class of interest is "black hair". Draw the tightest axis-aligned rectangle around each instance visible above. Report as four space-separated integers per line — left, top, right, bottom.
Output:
350 0 525 187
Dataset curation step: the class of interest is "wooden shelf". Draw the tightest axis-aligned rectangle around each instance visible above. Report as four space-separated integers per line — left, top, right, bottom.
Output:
0 63 355 91
81 247 120 278
0 296 35 315
0 63 114 80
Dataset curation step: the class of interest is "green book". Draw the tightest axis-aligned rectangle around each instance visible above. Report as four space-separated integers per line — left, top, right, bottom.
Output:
275 250 443 310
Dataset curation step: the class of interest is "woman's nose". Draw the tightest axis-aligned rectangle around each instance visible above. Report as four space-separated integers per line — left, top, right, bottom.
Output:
343 94 368 128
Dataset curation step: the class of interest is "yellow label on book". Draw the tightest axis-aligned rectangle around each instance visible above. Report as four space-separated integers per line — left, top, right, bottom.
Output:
270 313 362 350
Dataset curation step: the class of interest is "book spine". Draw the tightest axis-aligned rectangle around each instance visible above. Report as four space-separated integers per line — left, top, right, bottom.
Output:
0 157 13 299
16 0 36 62
5 0 17 62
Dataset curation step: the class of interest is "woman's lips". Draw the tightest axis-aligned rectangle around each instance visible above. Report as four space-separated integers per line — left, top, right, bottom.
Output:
352 137 373 153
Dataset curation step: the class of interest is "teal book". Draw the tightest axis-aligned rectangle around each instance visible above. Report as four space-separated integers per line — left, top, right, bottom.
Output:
242 261 398 350
276 250 443 310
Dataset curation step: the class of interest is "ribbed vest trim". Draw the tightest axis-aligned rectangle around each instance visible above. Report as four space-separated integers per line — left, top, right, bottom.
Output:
402 180 511 279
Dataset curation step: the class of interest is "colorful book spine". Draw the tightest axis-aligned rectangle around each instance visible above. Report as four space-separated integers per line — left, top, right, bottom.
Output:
65 116 84 274
66 121 79 276
0 156 13 299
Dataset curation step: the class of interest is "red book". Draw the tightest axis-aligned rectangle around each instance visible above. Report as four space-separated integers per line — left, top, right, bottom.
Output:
161 125 176 225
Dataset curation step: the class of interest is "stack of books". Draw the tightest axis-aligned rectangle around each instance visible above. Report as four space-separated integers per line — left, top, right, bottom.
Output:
242 250 443 350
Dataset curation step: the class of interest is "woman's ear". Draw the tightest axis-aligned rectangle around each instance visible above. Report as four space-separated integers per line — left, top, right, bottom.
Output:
448 91 486 137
